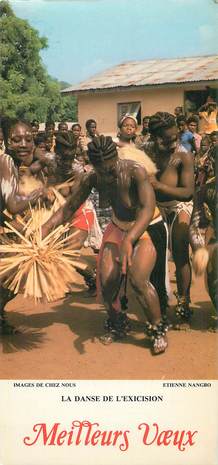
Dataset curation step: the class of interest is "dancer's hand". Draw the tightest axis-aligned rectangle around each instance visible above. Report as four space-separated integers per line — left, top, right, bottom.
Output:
46 188 56 203
28 188 45 203
120 238 133 274
28 187 50 204
149 175 161 190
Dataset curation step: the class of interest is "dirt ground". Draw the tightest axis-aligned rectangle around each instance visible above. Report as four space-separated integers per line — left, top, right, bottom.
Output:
0 250 217 380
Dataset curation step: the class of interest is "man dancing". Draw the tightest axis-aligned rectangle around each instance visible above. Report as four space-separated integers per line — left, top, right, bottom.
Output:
42 136 169 355
146 112 194 325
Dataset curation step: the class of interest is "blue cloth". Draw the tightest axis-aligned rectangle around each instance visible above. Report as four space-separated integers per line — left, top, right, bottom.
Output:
180 130 194 152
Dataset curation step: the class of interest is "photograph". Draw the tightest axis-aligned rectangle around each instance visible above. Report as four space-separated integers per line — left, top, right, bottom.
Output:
0 0 217 464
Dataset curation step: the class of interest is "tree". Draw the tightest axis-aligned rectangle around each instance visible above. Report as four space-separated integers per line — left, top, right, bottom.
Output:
50 79 78 122
59 94 78 122
0 0 77 123
0 0 14 17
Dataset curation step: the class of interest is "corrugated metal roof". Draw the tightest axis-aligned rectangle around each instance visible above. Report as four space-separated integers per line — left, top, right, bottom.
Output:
62 55 218 93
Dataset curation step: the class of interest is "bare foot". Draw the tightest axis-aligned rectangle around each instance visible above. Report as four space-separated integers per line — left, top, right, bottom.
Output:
173 321 191 331
174 298 193 331
151 335 168 355
99 329 127 345
174 309 193 331
99 331 117 345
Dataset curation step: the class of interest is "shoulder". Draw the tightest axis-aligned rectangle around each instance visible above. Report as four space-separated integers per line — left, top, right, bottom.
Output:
178 150 194 167
119 157 140 170
182 131 192 141
187 130 194 138
0 153 16 172
124 159 148 181
195 133 202 140
0 152 13 164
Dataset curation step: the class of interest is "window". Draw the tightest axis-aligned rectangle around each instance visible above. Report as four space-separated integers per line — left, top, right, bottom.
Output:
117 101 141 125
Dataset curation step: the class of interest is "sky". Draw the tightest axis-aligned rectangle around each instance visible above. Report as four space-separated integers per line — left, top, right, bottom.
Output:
10 0 218 86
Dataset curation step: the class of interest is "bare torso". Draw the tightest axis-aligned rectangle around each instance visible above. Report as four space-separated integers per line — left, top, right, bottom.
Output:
95 159 144 222
151 150 186 203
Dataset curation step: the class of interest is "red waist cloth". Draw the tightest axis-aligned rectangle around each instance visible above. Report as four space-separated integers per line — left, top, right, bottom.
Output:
96 221 132 312
71 203 94 231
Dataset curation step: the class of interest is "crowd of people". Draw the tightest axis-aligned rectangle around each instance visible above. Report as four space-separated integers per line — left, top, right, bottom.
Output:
0 99 217 356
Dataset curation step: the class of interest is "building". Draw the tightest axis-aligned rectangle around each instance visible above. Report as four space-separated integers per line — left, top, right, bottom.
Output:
62 55 218 135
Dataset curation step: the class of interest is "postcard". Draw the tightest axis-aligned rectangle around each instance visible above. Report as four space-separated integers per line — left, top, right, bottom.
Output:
0 1 217 464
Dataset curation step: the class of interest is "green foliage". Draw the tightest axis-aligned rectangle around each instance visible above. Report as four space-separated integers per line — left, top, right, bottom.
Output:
0 0 14 17
57 95 78 122
0 1 77 123
50 79 78 122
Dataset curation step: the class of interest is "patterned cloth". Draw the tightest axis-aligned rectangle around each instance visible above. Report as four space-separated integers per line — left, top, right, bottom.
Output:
158 199 193 252
89 188 112 233
70 199 103 250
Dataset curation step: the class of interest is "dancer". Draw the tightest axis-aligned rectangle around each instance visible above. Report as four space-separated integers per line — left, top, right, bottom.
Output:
42 136 169 354
147 112 194 325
